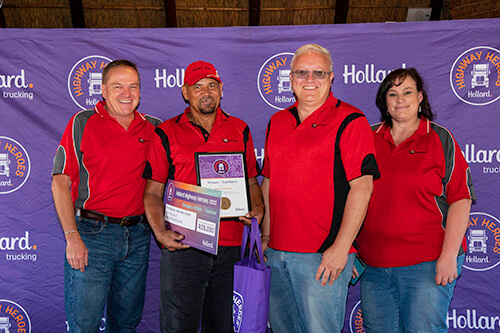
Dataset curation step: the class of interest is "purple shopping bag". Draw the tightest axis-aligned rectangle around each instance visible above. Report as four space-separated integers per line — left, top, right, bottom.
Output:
233 218 271 333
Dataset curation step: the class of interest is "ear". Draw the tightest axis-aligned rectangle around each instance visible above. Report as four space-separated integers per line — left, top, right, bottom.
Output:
418 91 423 104
219 82 224 98
329 72 334 84
181 85 189 101
101 83 107 99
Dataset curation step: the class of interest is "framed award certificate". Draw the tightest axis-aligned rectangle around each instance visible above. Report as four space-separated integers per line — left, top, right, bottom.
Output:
195 152 251 220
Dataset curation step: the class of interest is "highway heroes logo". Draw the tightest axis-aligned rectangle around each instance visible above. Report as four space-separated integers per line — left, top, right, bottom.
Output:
0 299 31 333
463 212 500 272
68 55 112 110
450 46 500 106
0 136 31 195
0 69 34 100
257 52 295 110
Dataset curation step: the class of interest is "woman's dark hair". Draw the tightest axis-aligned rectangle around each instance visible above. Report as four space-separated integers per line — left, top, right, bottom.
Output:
375 68 434 126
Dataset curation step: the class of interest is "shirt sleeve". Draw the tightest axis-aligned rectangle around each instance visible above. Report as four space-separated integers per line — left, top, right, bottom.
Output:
144 126 170 184
243 125 259 179
339 115 380 182
445 135 476 204
52 114 79 181
261 120 271 178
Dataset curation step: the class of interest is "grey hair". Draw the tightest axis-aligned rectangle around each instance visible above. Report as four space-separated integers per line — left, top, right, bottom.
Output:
290 44 333 72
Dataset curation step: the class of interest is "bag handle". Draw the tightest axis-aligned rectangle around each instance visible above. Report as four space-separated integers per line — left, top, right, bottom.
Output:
239 218 265 264
240 222 251 260
250 218 265 264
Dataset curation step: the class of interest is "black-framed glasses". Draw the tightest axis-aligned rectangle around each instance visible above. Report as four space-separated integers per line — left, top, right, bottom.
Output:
292 70 332 80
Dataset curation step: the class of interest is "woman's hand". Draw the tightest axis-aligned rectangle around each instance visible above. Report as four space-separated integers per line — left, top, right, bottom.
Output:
435 254 458 286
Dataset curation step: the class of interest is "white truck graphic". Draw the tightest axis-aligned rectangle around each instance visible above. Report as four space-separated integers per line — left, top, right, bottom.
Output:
471 63 490 88
0 317 11 333
88 72 103 96
0 153 11 177
468 229 488 254
277 70 292 93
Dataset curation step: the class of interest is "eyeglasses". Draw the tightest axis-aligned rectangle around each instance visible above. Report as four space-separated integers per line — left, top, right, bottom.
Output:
292 70 332 80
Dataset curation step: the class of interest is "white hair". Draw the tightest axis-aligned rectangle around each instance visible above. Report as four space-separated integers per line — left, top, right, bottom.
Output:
290 44 333 72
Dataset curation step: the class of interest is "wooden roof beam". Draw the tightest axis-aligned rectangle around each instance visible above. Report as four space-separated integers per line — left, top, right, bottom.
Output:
249 0 260 26
334 0 349 24
164 0 177 27
430 0 444 20
69 0 85 28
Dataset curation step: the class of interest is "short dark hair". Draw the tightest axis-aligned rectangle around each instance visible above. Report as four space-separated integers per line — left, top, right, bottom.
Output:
376 68 434 127
102 59 140 86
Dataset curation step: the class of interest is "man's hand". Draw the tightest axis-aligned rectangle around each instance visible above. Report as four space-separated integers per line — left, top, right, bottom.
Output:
435 254 458 286
156 230 190 252
239 177 265 226
315 246 348 287
65 232 88 272
239 205 265 226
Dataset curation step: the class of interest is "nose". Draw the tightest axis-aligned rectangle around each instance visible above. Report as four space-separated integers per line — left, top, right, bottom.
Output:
122 87 132 96
305 72 315 81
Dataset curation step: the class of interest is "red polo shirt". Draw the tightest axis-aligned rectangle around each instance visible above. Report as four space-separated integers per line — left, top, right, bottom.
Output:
262 93 379 253
144 107 259 246
357 119 475 267
52 101 160 217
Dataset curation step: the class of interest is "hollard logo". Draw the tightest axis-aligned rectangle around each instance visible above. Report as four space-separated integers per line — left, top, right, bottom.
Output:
213 159 229 175
232 291 244 333
68 55 112 110
257 52 295 110
154 68 185 88
343 63 407 85
0 231 38 262
448 308 500 331
0 299 32 333
0 136 31 194
463 212 500 271
348 300 366 333
0 69 34 100
450 46 500 106
167 182 175 202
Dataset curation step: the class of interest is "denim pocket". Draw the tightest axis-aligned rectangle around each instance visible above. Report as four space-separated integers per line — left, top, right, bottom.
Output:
138 220 151 232
76 217 105 234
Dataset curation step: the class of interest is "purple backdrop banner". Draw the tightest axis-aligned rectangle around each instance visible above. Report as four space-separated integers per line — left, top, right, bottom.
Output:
1 18 499 332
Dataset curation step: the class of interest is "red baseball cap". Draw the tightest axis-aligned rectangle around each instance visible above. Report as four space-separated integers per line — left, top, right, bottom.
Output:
184 61 221 85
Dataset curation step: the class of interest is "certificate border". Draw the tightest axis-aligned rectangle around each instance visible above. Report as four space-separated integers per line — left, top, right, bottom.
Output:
195 151 251 221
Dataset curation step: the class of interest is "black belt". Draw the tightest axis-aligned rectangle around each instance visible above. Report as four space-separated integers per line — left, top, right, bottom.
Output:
78 209 143 227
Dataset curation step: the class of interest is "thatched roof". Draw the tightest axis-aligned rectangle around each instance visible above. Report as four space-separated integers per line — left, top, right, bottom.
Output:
0 0 498 29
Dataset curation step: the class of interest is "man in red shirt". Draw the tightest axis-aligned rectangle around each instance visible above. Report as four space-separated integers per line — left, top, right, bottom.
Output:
261 44 379 332
143 61 264 333
52 60 161 331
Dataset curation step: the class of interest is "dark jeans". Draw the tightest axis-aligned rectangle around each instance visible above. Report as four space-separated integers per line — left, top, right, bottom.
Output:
65 216 151 332
160 246 240 333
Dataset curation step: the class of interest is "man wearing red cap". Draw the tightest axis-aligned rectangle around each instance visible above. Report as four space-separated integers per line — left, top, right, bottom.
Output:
143 61 265 333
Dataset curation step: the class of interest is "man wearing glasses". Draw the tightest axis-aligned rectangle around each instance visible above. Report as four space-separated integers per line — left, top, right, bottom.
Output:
261 44 380 332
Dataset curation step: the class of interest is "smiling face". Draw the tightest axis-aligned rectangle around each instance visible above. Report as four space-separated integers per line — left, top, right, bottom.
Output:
101 66 140 121
385 76 423 124
181 78 223 115
290 51 334 110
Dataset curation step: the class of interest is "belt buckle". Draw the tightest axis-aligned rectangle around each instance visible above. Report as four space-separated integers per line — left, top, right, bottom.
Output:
120 217 128 227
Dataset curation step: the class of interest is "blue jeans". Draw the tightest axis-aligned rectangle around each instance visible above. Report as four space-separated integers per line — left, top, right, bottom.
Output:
159 246 240 333
265 248 355 333
65 216 151 333
360 255 464 333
